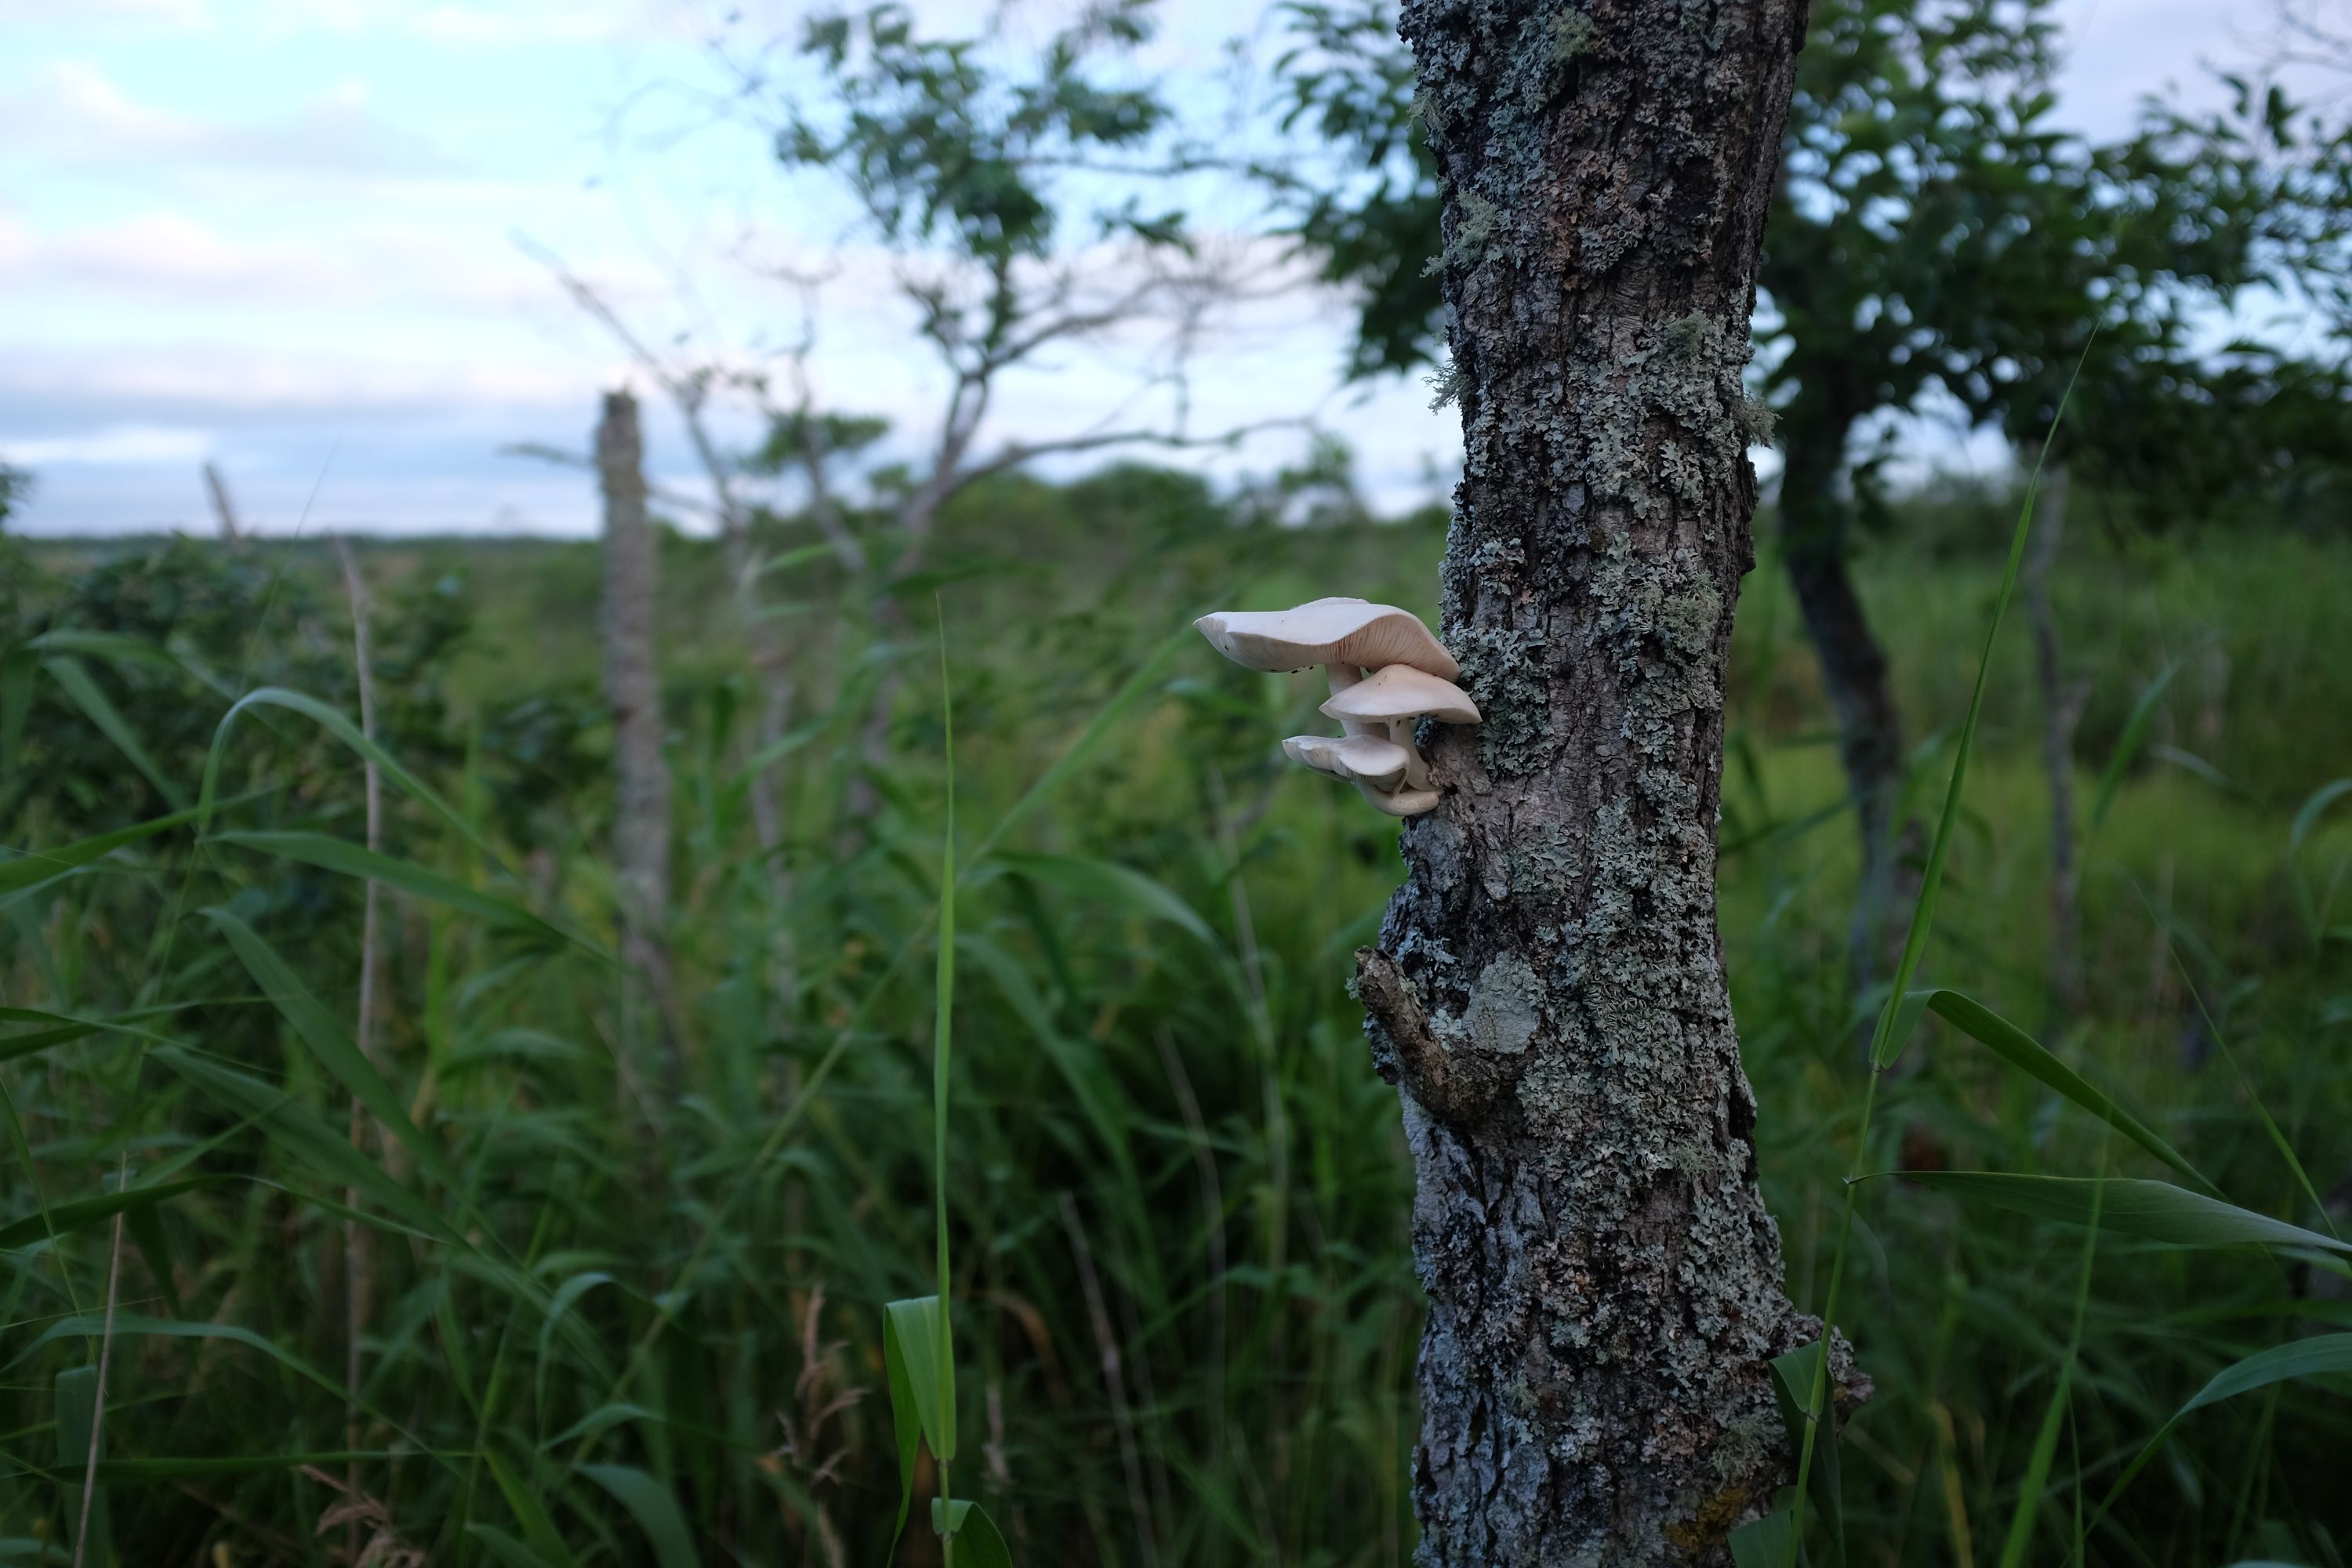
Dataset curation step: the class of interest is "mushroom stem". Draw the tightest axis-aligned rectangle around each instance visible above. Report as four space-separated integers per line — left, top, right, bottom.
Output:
1324 663 1378 738
1390 722 1432 790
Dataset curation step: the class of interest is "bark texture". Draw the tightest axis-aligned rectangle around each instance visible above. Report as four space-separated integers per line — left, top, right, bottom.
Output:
1373 1 1846 1560
597 391 675 1074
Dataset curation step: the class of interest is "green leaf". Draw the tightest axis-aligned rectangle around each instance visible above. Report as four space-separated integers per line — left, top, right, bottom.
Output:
985 852 1218 949
466 1523 564 1568
883 1299 925 1557
208 831 608 960
964 619 1194 866
886 1294 956 1461
0 1178 212 1253
485 1448 581 1568
45 655 187 809
0 802 207 902
201 906 465 1196
151 1044 459 1246
0 1002 209 1048
2095 1334 2352 1528
1918 990 2212 1190
197 686 494 866
93 1450 387 1484
884 1298 927 1561
931 1497 1015 1567
2288 777 2352 858
541 1403 657 1450
2085 661 2179 840
3 1313 425 1476
580 1464 697 1568
0 648 31 804
1728 1490 1798 1568
26 629 187 670
1768 1345 1841 1566
1995 1174 2103 1568
1891 1173 2351 1254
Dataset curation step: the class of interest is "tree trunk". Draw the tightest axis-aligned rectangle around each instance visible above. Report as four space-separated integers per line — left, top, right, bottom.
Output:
2024 461 2083 1020
1370 1 1844 1561
597 390 676 1083
1777 428 1912 982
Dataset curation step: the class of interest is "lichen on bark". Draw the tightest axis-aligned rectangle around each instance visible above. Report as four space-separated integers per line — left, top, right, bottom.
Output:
1357 0 1860 1561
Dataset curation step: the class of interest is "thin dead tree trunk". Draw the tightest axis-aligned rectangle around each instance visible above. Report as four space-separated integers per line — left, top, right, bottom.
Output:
332 538 383 1562
597 393 677 1086
2024 460 2085 1020
203 463 243 544
1364 1 1847 1559
519 245 794 907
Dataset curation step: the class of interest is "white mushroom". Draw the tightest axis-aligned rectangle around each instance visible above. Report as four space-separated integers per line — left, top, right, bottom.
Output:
1193 597 1461 680
1283 733 1414 792
1194 597 1475 817
1320 664 1482 791
1193 597 1460 739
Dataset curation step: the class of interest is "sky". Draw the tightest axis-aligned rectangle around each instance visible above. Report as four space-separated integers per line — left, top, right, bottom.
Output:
0 0 2281 536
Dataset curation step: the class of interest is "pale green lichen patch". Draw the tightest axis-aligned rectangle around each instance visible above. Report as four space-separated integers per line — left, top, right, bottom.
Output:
1465 953 1544 1054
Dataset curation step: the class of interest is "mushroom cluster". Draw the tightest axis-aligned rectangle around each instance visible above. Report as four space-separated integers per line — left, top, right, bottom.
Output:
1195 597 1480 816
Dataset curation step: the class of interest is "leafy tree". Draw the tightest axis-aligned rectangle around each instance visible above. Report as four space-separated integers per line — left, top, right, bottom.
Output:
0 464 29 529
1268 0 2352 971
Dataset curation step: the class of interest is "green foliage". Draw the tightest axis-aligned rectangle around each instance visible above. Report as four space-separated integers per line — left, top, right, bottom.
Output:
0 464 30 528
2 492 2349 1564
784 0 1193 375
790 0 1172 264
1265 0 2352 521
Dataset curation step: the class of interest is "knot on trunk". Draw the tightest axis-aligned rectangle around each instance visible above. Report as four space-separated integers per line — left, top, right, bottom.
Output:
1352 946 1518 1125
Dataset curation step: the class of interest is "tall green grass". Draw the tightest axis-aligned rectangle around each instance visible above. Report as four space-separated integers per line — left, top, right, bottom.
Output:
1 487 2348 1566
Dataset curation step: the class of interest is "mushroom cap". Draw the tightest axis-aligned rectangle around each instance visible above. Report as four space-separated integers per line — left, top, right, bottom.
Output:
1283 732 1414 792
1193 597 1459 681
1319 662 1481 726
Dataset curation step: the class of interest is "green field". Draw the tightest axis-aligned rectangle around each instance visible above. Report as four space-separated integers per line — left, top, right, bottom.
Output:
2 477 2348 1566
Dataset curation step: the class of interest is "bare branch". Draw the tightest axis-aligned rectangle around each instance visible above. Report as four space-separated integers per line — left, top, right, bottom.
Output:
498 443 721 519
939 416 1311 509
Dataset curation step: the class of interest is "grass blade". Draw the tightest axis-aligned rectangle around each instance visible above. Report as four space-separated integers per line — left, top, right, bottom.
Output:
485 1448 581 1568
2089 1333 2352 1538
1995 1170 2103 1568
1769 1345 1842 1564
0 1178 213 1252
0 804 208 900
152 1044 459 1245
579 1465 697 1568
1890 1172 2350 1254
2085 661 2180 842
197 686 497 869
208 829 608 960
1919 990 2213 1191
43 655 187 810
201 906 463 1195
1795 350 2094 1560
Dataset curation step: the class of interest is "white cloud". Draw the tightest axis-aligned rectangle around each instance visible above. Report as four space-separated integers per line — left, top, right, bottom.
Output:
1 61 468 180
0 0 211 23
0 341 611 416
0 424 212 465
